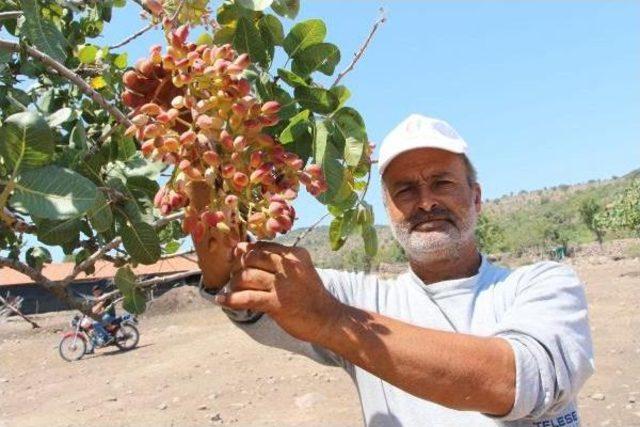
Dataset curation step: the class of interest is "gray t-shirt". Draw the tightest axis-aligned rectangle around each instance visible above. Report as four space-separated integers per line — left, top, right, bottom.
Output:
227 257 594 427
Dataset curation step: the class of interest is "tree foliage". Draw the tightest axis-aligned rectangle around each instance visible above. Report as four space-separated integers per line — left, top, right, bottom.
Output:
0 0 379 314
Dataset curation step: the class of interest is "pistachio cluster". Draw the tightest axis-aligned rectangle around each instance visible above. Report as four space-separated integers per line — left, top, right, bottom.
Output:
122 23 327 245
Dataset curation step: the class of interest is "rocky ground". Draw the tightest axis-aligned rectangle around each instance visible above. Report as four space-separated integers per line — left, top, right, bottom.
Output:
1 255 639 427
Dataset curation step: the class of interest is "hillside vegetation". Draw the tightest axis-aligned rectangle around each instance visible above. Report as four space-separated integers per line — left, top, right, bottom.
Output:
281 168 640 270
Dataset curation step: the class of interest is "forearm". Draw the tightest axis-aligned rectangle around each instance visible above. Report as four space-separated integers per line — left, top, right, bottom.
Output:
316 303 516 415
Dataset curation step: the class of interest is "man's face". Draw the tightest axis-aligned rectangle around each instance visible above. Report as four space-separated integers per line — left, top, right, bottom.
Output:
382 148 482 262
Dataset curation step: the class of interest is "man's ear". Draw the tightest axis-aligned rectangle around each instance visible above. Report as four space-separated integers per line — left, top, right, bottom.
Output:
473 182 482 213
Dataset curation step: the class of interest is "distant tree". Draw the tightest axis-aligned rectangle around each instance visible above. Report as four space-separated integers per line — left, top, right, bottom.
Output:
598 180 640 235
379 241 407 264
475 213 506 254
579 198 605 246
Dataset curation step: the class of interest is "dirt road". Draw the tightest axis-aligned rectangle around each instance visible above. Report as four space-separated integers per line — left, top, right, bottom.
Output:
1 257 639 427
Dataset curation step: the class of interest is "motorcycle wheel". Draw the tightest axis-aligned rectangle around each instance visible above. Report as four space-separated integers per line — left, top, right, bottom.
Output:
114 323 139 351
59 335 87 362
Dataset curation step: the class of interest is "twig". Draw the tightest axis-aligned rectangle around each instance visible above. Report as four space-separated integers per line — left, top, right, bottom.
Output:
136 269 200 289
292 212 331 247
0 38 131 128
100 268 200 303
0 11 22 20
109 22 156 50
331 8 386 89
0 294 40 328
160 249 195 260
170 0 188 23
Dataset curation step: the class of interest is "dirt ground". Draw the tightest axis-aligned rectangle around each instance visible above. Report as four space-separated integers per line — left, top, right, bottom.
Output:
1 257 639 427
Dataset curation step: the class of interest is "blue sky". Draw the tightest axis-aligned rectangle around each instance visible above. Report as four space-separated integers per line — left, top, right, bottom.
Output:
98 0 640 229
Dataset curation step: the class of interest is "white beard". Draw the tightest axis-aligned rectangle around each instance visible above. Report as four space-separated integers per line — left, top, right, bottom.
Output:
389 212 477 263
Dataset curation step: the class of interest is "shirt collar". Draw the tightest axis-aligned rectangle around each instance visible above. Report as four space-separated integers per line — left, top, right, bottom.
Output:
406 255 489 296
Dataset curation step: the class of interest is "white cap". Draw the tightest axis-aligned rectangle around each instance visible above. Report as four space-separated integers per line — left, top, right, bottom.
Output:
378 114 468 175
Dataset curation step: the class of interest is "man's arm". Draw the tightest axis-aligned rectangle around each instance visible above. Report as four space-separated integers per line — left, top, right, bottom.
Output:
315 302 515 415
215 241 516 416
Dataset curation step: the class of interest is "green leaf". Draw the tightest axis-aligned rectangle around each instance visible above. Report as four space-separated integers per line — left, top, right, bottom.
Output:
26 247 52 271
340 208 358 239
196 32 214 45
121 222 161 265
237 0 274 11
233 16 268 67
88 191 113 233
292 43 341 76
213 26 235 45
128 175 160 201
34 217 81 245
279 109 310 144
21 0 68 63
329 217 346 251
277 68 308 88
116 136 137 161
90 76 107 89
164 240 181 254
77 44 98 64
114 266 137 295
294 86 338 115
283 19 326 58
330 85 351 108
113 52 128 69
258 14 284 45
47 107 74 127
0 111 54 172
11 165 99 220
123 289 146 315
332 107 367 167
313 120 344 204
362 225 378 258
69 122 87 150
74 249 95 275
271 0 299 19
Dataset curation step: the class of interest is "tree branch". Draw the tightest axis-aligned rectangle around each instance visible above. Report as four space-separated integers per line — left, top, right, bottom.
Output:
109 22 156 50
0 11 22 20
331 8 386 89
60 211 185 286
0 293 40 328
0 38 131 128
0 256 91 314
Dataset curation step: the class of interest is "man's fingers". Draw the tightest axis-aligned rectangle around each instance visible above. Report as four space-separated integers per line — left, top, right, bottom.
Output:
215 289 271 312
233 241 291 274
229 268 275 292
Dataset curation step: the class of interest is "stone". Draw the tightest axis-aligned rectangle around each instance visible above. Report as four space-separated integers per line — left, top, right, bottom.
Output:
157 403 168 410
106 396 118 402
198 404 208 410
630 395 637 403
590 393 605 401
295 392 326 409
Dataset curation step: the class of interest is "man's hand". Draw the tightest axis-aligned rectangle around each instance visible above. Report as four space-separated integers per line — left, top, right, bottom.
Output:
215 241 344 344
188 180 235 290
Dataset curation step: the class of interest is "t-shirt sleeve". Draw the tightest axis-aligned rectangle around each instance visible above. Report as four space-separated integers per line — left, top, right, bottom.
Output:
489 262 595 421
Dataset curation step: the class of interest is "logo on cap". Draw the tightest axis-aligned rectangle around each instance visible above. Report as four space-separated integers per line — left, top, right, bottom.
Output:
432 121 460 140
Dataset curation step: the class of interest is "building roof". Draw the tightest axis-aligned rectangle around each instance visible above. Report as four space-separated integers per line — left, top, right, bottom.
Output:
0 254 200 286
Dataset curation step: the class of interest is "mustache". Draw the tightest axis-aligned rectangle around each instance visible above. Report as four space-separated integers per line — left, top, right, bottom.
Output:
405 208 456 230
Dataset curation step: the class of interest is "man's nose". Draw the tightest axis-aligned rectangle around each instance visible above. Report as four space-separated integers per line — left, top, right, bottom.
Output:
416 185 439 213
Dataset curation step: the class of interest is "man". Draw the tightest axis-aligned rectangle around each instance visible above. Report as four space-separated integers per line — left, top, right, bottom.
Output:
91 285 116 346
194 114 594 426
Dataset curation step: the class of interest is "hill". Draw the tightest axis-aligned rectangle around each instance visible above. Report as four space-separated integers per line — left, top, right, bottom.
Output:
281 168 640 269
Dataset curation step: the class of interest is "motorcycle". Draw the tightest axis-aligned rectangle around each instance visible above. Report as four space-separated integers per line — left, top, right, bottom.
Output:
58 313 139 362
